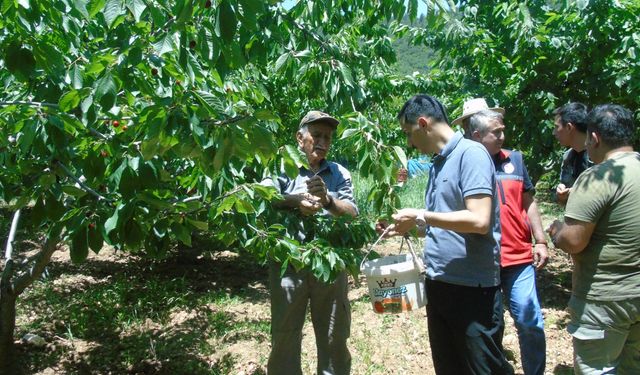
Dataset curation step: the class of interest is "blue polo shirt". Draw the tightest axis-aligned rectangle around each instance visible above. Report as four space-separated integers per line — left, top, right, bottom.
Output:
262 159 357 242
424 132 502 287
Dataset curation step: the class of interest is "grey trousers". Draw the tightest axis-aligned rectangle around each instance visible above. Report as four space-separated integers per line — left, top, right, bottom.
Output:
267 263 351 375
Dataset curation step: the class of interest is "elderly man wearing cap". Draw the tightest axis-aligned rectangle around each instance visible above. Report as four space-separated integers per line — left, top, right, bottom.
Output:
381 95 514 374
455 98 548 375
262 110 358 375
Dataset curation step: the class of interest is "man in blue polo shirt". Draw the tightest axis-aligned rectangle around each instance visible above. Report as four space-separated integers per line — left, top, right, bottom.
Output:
383 95 513 374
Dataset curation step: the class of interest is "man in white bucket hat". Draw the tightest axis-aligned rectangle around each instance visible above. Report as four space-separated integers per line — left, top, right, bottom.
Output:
463 98 548 375
452 98 505 137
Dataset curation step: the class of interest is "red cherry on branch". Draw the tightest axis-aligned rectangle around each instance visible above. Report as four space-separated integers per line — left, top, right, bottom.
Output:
112 120 120 128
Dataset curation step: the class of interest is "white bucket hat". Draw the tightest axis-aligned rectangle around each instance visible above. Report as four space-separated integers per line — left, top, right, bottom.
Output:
451 98 505 126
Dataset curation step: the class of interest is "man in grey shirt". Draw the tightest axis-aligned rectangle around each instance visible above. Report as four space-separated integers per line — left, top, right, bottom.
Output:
382 95 513 374
262 110 357 375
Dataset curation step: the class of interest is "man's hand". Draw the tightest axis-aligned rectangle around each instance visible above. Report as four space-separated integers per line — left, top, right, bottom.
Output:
298 193 323 216
556 183 570 205
546 219 563 246
306 175 330 206
533 243 549 270
385 208 424 237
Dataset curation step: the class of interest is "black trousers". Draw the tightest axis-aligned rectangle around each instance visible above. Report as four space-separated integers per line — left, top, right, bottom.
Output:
425 279 514 375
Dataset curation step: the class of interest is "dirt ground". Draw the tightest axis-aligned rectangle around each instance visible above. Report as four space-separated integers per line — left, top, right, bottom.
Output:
15 216 576 374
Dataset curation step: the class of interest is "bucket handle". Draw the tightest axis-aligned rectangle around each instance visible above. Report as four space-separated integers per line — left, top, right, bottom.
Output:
359 226 392 271
360 227 426 275
402 235 426 275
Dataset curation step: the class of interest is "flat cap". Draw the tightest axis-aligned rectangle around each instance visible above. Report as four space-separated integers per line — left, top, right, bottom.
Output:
299 110 339 129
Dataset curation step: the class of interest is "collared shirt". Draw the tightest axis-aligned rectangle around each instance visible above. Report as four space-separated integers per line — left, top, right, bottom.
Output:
265 159 356 209
262 159 357 241
424 131 502 287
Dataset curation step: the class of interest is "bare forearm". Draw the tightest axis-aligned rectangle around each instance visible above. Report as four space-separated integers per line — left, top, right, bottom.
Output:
424 210 490 234
525 198 547 244
328 197 358 217
273 194 303 210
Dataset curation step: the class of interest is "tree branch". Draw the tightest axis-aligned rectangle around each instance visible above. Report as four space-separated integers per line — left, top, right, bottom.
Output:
202 115 251 127
0 101 59 108
3 210 21 261
13 236 60 295
55 161 114 203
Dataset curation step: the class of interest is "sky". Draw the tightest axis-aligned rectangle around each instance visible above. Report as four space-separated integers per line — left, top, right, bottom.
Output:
281 0 429 16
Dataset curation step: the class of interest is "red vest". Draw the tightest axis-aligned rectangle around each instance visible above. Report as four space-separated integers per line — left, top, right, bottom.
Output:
495 150 533 267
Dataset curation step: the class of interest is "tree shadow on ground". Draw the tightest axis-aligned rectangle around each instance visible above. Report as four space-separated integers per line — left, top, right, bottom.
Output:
16 238 270 374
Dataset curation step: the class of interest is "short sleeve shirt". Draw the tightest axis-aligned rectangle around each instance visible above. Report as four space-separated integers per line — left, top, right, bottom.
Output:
264 159 357 210
424 132 502 287
261 159 357 242
565 152 640 300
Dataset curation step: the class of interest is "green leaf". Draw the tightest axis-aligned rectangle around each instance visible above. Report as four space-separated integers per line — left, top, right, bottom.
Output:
62 185 88 197
392 145 407 168
213 138 232 171
103 0 124 28
94 72 117 111
239 0 264 18
186 218 209 231
69 65 84 89
59 90 81 112
4 42 36 80
70 226 89 263
340 128 359 139
104 208 119 235
88 224 104 253
193 90 224 115
235 199 254 214
171 222 192 246
218 1 237 43
73 0 90 18
275 52 290 72
124 218 144 250
254 109 279 121
125 0 146 22
33 42 65 77
138 192 173 209
284 144 307 169
153 33 175 56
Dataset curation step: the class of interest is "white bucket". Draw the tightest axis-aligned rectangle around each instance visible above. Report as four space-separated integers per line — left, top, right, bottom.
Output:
361 252 426 314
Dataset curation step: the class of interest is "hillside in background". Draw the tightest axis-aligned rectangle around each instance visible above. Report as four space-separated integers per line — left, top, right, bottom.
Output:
391 16 434 76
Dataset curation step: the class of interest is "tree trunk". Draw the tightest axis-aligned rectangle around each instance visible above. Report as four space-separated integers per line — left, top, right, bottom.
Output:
0 286 17 375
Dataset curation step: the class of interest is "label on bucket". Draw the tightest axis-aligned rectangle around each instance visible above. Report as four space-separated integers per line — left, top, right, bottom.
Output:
362 254 427 314
369 276 425 314
374 297 413 313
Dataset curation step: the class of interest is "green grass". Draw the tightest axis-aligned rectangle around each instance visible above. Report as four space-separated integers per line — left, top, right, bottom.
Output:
16 254 271 374
352 172 429 217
